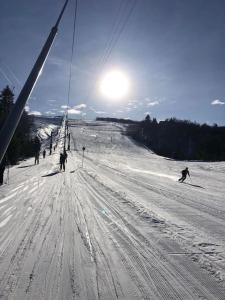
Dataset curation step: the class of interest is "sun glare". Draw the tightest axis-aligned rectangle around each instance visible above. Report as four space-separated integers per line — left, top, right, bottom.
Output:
99 70 130 100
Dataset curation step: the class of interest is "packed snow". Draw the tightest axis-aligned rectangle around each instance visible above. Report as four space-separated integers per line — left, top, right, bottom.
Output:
0 120 225 299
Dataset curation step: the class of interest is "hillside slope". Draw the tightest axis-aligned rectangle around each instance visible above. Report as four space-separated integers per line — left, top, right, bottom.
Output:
0 121 224 299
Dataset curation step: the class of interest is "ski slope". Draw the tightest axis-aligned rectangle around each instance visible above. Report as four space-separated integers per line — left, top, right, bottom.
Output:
0 121 225 299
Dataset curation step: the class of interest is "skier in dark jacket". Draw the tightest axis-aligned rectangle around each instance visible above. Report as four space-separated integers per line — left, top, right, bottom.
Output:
64 149 68 163
34 152 40 165
60 153 66 171
178 167 190 182
43 149 46 159
33 137 41 165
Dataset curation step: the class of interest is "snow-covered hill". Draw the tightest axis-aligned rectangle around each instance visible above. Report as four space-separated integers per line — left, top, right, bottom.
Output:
0 121 224 299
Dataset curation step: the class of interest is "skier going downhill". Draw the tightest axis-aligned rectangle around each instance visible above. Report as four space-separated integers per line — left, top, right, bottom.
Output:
178 167 190 183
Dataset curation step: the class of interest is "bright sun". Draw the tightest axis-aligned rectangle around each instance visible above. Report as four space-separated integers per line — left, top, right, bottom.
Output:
99 70 130 100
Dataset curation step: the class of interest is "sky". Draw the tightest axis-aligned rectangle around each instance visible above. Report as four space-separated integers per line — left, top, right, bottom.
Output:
0 0 225 125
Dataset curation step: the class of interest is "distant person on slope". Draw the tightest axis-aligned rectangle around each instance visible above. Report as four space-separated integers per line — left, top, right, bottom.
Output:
43 149 46 159
178 167 190 183
33 136 41 165
60 153 66 171
34 152 40 165
64 149 68 163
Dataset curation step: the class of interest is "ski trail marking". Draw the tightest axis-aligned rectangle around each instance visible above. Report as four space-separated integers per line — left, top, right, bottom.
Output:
127 166 178 181
2 206 16 216
0 192 17 204
28 187 38 194
0 214 12 228
0 204 6 211
23 186 29 192
11 185 25 192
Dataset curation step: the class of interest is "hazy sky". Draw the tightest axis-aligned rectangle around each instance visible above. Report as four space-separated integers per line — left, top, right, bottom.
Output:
0 0 225 125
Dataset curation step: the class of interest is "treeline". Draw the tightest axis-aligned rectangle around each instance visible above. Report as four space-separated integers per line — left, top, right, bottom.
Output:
96 117 139 125
0 85 35 165
97 115 225 161
128 115 225 161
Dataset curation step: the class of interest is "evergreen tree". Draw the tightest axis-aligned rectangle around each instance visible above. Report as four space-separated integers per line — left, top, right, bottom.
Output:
0 85 14 125
0 85 34 166
145 114 151 122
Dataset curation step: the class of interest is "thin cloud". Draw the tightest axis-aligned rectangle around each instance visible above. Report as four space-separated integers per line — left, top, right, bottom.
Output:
29 111 42 116
48 56 68 67
45 111 56 115
90 107 106 114
25 105 30 112
68 108 82 114
211 99 225 105
147 101 159 106
95 111 106 114
74 104 86 110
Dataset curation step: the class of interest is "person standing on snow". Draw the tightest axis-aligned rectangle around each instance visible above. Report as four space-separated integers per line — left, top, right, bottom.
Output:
43 149 46 159
64 149 68 163
34 152 40 165
60 152 66 171
178 167 190 182
33 137 41 165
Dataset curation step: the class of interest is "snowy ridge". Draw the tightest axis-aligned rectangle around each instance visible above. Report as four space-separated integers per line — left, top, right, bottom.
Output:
0 120 224 299
37 124 58 141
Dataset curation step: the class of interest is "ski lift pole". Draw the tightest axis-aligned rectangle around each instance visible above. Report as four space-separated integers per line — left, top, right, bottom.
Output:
0 0 69 165
82 146 85 168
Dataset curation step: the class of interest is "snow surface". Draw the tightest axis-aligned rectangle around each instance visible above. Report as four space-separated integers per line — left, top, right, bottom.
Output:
0 120 225 299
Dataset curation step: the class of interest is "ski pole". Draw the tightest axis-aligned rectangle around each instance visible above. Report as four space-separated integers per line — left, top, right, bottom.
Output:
82 146 86 168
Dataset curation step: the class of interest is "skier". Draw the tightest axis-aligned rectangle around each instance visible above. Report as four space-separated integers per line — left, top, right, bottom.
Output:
64 149 68 163
35 152 40 165
178 167 190 183
33 136 41 165
60 152 66 171
43 149 46 159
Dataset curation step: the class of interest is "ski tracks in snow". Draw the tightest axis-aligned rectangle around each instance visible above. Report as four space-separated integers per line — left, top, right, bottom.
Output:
0 122 225 299
74 168 224 300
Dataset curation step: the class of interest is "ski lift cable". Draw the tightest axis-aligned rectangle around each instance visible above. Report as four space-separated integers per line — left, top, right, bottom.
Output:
97 0 129 68
66 0 78 117
101 0 138 66
83 0 131 101
84 0 138 105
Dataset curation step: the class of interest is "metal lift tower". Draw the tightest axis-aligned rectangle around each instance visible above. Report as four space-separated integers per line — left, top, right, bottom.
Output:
0 0 69 164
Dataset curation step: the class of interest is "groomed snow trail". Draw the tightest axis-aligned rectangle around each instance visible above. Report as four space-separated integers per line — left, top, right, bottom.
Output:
0 121 225 299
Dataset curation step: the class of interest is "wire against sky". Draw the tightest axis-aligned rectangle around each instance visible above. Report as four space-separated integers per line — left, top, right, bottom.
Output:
83 0 138 105
66 0 78 114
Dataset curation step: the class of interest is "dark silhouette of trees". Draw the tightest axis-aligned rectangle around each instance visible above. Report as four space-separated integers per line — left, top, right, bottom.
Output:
0 85 35 167
127 116 225 161
99 115 225 161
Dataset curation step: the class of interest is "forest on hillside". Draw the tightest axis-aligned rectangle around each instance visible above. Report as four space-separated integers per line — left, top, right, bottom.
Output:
0 85 35 166
97 116 225 161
